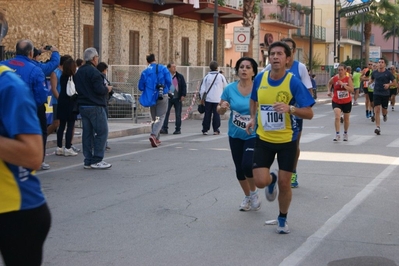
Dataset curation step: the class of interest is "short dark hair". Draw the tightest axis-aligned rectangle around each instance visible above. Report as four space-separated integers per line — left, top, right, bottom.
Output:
234 57 258 80
167 62 175 68
76 58 84 67
268 41 291 57
16 40 34 56
146 54 155 63
280 37 296 50
33 48 41 58
62 58 77 77
209 60 218 71
97 62 108 73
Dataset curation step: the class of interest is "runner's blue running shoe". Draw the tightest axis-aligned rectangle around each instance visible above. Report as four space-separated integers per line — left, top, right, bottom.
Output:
276 217 290 234
265 172 278 201
291 173 298 188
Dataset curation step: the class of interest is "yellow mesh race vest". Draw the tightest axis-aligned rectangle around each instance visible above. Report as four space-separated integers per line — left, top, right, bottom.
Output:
256 71 295 143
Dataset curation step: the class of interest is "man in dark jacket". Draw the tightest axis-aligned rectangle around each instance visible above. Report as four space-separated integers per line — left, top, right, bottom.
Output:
160 63 187 134
74 47 112 169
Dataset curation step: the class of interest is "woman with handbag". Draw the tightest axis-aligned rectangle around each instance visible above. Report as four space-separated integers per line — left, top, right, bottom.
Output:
199 61 228 135
217 57 260 211
56 58 78 156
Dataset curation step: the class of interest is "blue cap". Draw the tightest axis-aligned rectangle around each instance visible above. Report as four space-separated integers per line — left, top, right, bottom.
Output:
356 67 361 72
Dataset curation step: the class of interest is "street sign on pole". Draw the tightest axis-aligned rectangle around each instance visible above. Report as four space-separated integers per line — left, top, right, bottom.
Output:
233 27 250 45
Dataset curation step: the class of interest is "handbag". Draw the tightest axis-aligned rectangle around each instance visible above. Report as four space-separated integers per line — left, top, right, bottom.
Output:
197 104 205 114
66 76 77 96
198 73 219 114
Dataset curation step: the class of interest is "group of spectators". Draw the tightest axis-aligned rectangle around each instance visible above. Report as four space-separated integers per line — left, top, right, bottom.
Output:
0 40 115 265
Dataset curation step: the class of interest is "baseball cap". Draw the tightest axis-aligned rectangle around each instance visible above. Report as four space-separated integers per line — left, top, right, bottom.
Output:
356 67 361 72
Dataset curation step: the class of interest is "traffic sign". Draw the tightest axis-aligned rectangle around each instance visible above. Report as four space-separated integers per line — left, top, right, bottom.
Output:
235 45 248 52
233 27 250 45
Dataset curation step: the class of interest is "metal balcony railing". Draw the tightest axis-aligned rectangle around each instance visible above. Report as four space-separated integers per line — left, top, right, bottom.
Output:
293 24 326 41
260 5 303 27
340 28 375 45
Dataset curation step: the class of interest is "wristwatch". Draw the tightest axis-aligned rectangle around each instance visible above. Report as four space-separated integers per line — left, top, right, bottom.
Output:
289 105 296 115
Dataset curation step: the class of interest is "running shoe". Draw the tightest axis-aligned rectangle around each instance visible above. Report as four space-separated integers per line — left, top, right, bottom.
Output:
250 190 261 211
333 134 340 141
265 171 278 202
374 127 381 135
239 196 251 211
64 148 78 156
392 106 395 111
56 147 64 156
383 115 387 122
90 161 112 169
276 217 290 234
371 115 375 122
71 145 81 152
41 162 50 170
149 135 158 147
353 101 358 106
291 173 298 188
343 133 348 141
366 111 370 119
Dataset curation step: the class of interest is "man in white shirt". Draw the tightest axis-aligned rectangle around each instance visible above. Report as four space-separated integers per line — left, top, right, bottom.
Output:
199 61 228 135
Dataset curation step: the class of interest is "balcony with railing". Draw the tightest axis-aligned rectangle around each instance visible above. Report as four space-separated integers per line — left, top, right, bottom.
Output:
292 23 326 42
260 4 304 29
340 28 375 46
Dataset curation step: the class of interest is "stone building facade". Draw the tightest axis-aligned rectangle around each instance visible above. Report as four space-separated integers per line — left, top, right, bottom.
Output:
0 0 230 66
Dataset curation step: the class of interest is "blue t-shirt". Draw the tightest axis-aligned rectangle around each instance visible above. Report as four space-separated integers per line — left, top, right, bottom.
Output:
221 81 255 140
51 68 62 104
0 66 46 214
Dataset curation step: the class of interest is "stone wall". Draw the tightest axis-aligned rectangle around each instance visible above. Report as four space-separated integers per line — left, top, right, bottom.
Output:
0 0 225 66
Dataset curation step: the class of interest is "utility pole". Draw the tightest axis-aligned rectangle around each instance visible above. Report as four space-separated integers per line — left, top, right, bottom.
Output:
94 0 102 59
308 0 314 72
213 0 219 61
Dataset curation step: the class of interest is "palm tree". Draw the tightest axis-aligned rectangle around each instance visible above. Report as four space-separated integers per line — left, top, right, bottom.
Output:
346 0 399 65
242 0 259 57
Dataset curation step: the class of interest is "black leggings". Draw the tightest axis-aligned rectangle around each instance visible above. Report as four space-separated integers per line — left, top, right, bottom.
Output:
0 203 51 266
229 137 255 180
57 119 76 149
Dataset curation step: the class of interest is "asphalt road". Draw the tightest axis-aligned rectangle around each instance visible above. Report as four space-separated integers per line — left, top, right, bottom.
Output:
20 98 399 266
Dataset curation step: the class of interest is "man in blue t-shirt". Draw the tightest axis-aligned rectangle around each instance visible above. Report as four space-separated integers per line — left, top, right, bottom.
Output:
0 65 51 266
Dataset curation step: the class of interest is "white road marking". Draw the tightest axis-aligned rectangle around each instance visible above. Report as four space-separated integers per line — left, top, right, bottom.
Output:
279 157 399 266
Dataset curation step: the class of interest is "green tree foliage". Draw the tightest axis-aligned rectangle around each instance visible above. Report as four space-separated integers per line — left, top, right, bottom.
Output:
346 0 399 65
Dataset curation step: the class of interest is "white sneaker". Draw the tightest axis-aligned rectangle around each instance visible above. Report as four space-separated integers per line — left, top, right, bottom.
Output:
343 133 348 141
41 162 50 170
239 196 251 211
56 147 64 156
90 161 112 169
64 148 78 156
71 145 81 152
250 190 261 211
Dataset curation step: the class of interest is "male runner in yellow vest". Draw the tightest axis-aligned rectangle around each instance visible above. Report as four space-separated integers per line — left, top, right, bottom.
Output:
246 41 315 234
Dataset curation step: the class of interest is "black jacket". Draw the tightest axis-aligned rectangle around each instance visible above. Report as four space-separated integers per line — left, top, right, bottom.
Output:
172 71 187 98
74 62 108 107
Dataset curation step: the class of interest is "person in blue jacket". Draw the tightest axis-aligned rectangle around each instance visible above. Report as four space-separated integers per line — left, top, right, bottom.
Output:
1 39 50 170
138 54 172 147
0 64 51 266
32 45 60 77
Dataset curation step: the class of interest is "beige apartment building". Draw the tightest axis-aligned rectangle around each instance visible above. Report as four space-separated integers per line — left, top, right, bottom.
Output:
0 0 243 66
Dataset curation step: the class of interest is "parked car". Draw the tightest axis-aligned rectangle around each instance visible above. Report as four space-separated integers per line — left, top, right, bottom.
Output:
108 90 136 118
